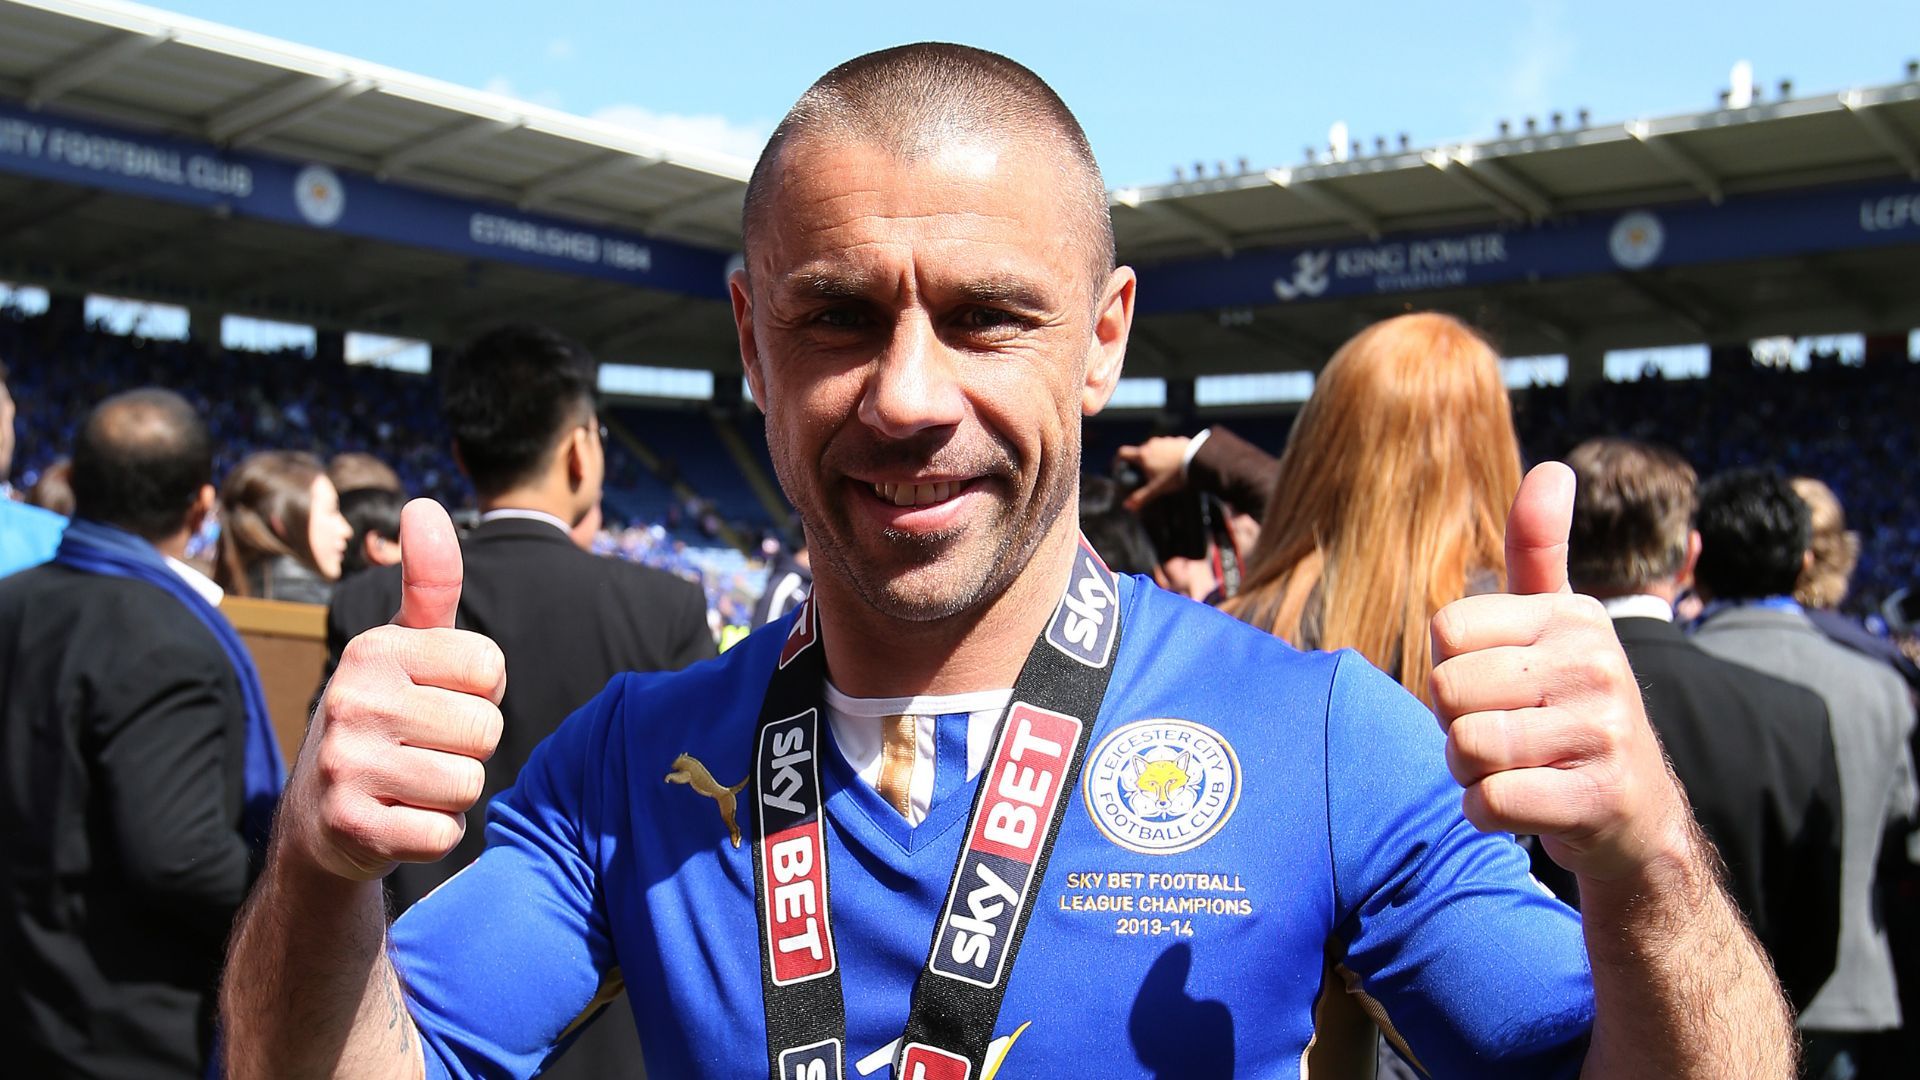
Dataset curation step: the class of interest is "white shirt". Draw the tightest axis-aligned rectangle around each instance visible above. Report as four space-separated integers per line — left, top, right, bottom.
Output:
167 555 224 607
1600 594 1674 622
479 507 572 535
823 682 1012 826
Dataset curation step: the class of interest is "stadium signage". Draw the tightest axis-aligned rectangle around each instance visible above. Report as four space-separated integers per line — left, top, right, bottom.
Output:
0 100 730 300
1135 176 1920 315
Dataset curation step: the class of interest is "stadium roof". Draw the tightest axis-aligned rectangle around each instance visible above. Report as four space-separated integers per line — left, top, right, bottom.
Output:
0 0 751 245
1 0 1916 378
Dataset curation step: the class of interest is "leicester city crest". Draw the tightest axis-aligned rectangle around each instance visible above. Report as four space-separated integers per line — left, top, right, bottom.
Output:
1083 719 1240 856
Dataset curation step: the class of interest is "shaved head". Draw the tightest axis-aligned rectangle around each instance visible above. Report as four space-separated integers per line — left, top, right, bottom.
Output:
742 43 1115 293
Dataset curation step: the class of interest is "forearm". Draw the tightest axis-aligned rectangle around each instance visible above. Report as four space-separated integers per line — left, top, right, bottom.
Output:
223 851 424 1080
1575 820 1795 1080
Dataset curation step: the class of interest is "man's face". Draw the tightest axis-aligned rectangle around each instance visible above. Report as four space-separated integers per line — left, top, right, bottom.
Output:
734 136 1132 623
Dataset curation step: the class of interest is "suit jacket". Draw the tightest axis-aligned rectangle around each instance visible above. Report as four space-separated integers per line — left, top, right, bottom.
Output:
1537 616 1844 1012
326 516 717 908
0 565 252 1078
1693 605 1920 1032
1187 425 1280 520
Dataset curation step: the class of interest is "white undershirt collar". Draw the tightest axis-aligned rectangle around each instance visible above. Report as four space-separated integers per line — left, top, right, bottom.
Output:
823 681 1012 826
1600 594 1674 622
167 555 225 607
478 507 572 535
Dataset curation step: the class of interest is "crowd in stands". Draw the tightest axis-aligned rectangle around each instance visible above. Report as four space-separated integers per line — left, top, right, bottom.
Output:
0 306 775 627
1514 350 1920 618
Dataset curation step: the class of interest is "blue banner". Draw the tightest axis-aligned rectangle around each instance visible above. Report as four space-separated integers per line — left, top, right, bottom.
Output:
0 100 734 300
1134 175 1920 315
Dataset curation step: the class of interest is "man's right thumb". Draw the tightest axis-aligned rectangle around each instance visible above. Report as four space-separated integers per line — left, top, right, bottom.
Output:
394 499 463 630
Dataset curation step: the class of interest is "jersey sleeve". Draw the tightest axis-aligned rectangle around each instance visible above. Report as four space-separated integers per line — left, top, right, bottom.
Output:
1323 651 1593 1080
389 676 630 1080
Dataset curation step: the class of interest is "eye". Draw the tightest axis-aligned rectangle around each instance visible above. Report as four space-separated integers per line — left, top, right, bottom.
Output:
804 303 878 332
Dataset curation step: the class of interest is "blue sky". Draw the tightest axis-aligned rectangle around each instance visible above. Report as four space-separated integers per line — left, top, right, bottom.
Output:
156 0 1918 187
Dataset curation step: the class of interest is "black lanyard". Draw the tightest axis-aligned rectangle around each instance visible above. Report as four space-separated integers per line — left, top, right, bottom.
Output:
749 536 1124 1079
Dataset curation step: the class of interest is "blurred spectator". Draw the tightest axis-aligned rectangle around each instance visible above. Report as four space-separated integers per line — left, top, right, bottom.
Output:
1551 438 1843 1012
1 389 278 1077
750 532 812 629
1077 474 1159 579
0 358 67 577
327 450 404 497
1221 312 1519 708
215 450 353 605
1115 425 1278 520
1213 311 1521 1080
1692 468 1919 1079
1795 476 1920 693
337 485 404 577
26 458 73 517
324 324 713 1080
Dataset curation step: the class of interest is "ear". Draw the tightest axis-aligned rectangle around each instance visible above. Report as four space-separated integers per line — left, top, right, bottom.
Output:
731 267 768 412
1081 266 1136 417
566 426 590 489
450 441 470 479
1678 530 1702 588
186 483 215 534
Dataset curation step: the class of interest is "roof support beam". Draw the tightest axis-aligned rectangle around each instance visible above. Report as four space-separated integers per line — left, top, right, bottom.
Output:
1842 91 1920 180
377 116 521 178
207 74 371 146
1627 122 1723 203
28 29 173 107
1422 150 1529 222
518 153 661 209
1616 272 1722 336
1111 190 1236 255
1263 168 1381 240
1451 153 1555 219
644 183 745 232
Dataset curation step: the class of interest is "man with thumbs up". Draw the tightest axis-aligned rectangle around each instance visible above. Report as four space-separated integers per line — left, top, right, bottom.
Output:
225 44 1791 1080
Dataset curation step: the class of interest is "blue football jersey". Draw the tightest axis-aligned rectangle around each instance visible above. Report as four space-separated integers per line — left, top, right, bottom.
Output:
392 574 1593 1078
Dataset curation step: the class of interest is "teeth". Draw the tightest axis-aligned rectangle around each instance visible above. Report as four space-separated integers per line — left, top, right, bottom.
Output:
873 481 958 506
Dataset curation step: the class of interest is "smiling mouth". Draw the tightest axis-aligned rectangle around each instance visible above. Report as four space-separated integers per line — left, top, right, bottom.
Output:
871 480 968 506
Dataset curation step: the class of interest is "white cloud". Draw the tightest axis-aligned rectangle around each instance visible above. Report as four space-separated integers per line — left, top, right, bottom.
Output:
545 38 574 61
1475 0 1575 136
592 103 770 161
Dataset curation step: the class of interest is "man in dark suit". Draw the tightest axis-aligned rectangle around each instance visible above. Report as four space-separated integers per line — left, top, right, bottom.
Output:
325 325 714 1077
1542 439 1844 1015
1 390 254 1077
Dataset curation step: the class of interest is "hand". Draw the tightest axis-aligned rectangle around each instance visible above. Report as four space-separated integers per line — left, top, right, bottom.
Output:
288 499 506 881
1430 462 1690 884
1114 436 1192 512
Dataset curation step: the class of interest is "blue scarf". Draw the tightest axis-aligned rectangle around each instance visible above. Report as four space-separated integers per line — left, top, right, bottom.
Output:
53 519 286 855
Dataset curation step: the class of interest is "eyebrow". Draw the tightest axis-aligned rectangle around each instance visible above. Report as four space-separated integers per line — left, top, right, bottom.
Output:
778 265 1059 313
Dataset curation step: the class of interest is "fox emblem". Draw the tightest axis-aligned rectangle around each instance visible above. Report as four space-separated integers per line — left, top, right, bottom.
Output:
665 754 748 848
1123 751 1198 821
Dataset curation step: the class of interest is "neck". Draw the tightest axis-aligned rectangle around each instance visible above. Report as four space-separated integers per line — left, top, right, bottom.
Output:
478 483 578 524
151 529 191 561
816 515 1081 699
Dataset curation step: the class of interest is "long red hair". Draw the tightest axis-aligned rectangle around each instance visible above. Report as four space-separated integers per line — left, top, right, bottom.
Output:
1221 312 1521 705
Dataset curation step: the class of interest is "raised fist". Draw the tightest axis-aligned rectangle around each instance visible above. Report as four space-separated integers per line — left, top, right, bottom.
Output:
283 499 507 881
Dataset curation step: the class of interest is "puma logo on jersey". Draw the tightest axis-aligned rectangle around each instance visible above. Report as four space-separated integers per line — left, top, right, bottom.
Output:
1124 751 1197 820
665 753 748 848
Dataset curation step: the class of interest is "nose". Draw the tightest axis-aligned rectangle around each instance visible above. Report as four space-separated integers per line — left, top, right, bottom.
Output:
856 312 965 439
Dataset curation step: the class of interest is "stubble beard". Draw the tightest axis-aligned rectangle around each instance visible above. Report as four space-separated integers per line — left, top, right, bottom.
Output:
774 429 1082 627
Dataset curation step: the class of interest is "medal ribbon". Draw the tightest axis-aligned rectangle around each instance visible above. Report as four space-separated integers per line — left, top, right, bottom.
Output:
749 536 1124 1079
